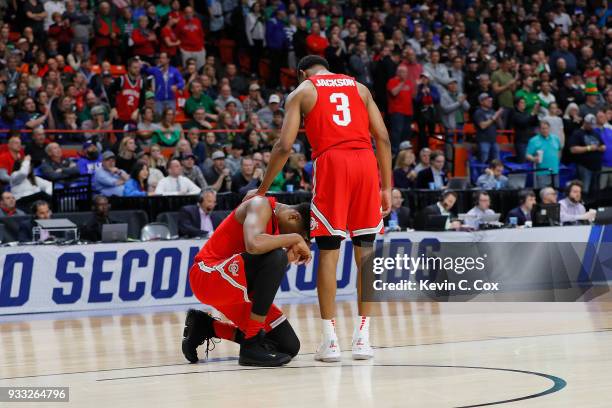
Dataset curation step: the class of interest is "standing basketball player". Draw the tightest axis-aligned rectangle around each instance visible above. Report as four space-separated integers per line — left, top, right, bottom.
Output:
253 55 392 361
183 196 311 366
113 57 143 125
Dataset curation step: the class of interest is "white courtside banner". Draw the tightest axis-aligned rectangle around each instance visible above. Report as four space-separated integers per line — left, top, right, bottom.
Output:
0 226 603 315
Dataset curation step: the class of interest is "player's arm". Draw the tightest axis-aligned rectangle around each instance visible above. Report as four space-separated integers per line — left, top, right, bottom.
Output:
359 83 393 216
255 88 303 196
243 197 304 255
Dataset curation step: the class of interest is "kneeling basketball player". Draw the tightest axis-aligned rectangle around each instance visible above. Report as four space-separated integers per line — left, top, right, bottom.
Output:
182 196 311 367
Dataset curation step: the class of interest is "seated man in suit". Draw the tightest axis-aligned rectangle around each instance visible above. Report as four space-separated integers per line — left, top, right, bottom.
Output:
80 195 119 242
0 191 26 217
416 150 448 189
178 188 221 237
415 190 459 230
505 189 536 226
384 188 411 230
464 190 496 229
18 200 52 242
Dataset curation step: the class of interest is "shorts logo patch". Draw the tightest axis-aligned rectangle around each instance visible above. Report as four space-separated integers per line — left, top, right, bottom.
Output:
228 260 240 276
310 217 318 231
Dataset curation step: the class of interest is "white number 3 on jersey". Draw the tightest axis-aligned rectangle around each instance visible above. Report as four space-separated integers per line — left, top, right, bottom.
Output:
330 92 351 127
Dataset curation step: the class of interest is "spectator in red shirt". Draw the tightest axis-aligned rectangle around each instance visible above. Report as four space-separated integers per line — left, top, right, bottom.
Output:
132 16 157 63
0 133 24 176
176 6 206 70
94 1 120 64
400 47 423 91
306 22 328 57
48 12 74 56
160 14 181 66
387 65 414 153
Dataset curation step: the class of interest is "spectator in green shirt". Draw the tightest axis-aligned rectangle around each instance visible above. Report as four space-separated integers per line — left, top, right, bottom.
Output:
526 120 562 188
515 76 545 114
184 80 217 119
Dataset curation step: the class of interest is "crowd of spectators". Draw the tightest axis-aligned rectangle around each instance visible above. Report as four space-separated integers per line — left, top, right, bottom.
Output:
0 0 611 235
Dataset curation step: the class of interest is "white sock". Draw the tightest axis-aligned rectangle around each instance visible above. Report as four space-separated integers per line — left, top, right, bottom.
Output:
353 316 370 339
322 319 336 338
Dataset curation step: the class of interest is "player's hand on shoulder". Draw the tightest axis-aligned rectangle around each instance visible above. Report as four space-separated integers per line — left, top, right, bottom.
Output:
243 188 265 202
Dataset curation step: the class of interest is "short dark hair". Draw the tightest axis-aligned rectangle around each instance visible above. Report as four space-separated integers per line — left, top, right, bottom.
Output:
489 159 503 169
518 189 536 204
430 150 445 162
297 55 329 72
565 179 583 195
31 200 49 215
295 202 311 239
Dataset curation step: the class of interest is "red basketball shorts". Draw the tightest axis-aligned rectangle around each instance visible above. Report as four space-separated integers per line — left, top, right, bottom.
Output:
189 254 285 332
310 148 383 238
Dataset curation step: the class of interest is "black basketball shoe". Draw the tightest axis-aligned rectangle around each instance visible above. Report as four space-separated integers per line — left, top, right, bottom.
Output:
182 309 216 363
239 330 292 367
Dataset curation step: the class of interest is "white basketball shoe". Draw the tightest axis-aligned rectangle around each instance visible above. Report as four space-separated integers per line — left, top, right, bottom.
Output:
352 316 373 360
314 335 342 362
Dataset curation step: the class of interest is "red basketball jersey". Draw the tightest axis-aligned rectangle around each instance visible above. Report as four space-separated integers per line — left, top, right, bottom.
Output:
194 197 279 265
303 74 372 159
115 75 142 121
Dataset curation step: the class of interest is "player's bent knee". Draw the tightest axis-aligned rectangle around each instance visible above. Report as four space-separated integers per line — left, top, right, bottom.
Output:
268 320 300 357
352 234 376 247
266 248 289 269
315 236 343 250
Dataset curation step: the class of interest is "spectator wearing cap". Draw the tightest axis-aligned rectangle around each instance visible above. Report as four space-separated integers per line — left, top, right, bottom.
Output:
181 153 207 190
440 78 469 139
473 93 503 163
569 114 606 195
526 120 562 188
467 73 492 118
203 150 232 193
579 83 604 118
215 85 244 118
175 6 206 69
154 158 201 196
94 151 129 196
415 72 440 149
141 52 184 116
423 50 451 89
39 143 80 182
387 65 414 153
393 144 417 189
257 94 283 128
76 141 101 175
184 81 217 119
242 83 266 118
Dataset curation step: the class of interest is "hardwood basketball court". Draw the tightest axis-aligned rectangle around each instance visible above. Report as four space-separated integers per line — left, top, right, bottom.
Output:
1 299 611 407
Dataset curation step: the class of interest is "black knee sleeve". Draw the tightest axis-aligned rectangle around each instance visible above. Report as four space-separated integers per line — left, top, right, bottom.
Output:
243 249 289 317
265 320 300 358
351 234 376 247
315 236 343 250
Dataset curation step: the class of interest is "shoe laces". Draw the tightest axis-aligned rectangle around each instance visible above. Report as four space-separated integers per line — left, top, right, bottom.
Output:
204 337 221 361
